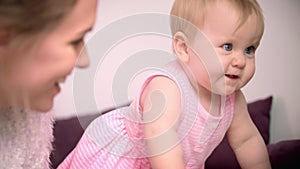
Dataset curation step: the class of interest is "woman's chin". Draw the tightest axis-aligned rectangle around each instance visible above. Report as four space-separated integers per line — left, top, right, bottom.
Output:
30 99 54 113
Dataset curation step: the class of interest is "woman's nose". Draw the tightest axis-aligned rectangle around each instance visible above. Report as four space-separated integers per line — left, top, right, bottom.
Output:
76 47 90 68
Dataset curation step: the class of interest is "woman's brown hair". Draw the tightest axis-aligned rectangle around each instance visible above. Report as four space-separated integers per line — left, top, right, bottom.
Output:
0 0 77 34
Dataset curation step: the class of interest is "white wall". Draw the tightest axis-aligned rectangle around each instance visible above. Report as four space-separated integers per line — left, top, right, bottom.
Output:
54 0 300 143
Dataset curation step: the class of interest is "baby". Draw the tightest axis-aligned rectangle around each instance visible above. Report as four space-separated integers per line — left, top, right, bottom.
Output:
59 0 271 168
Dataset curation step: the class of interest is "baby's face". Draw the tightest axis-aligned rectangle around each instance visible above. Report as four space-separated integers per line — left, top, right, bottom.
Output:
187 1 263 96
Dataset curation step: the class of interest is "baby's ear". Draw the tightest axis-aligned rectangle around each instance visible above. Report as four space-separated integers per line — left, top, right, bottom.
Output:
173 32 190 63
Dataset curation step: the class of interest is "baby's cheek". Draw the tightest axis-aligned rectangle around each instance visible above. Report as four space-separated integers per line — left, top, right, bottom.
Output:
242 67 255 87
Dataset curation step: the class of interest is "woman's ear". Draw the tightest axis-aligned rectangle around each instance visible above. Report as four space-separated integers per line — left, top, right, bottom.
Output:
0 29 12 57
0 29 11 46
173 32 190 63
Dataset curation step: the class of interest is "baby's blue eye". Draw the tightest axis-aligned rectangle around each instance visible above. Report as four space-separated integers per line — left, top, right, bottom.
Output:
223 44 233 51
245 46 255 55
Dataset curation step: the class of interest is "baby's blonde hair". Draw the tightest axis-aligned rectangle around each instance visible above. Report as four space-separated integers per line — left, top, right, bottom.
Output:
170 0 264 41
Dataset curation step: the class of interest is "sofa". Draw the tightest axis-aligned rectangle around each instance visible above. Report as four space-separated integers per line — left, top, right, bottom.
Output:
50 96 300 169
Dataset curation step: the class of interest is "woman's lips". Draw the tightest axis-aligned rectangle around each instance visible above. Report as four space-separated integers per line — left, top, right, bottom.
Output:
54 82 61 93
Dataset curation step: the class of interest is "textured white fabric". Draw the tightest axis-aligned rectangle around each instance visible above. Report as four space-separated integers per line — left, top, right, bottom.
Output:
0 108 54 169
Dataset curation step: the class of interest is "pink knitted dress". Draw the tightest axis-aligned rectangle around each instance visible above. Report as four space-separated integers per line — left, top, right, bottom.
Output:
58 60 235 169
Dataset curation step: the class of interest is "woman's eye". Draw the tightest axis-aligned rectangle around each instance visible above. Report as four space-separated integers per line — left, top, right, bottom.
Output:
71 38 84 49
222 44 233 51
245 46 255 55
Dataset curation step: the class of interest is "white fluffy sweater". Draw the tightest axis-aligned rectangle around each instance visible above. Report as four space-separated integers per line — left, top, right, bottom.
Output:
0 108 54 169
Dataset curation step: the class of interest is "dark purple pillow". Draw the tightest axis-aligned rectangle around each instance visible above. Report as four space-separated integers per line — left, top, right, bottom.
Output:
205 96 273 169
248 96 273 144
50 113 99 168
267 140 300 169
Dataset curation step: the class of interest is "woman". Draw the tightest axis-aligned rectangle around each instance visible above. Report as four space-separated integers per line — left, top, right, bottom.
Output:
0 0 97 168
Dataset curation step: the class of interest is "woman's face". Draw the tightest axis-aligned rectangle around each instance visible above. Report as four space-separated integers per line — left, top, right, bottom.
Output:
0 0 97 112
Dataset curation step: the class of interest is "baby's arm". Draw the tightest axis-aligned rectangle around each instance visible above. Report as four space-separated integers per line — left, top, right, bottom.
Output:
140 76 185 169
227 90 271 169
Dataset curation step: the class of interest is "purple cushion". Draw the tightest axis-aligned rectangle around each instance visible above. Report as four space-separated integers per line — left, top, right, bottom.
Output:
248 96 272 144
268 140 300 169
50 114 99 168
205 96 273 169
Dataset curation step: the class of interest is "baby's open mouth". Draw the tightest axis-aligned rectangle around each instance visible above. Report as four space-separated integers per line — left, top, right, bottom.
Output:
225 74 239 79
